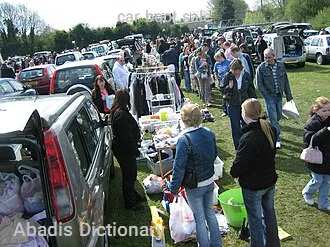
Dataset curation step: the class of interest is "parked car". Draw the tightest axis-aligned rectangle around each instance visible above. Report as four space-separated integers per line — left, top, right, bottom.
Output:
0 92 114 246
55 52 84 66
303 30 319 38
99 54 119 71
50 59 113 94
34 51 52 58
0 78 37 98
262 29 306 67
90 44 109 57
17 64 56 94
304 34 330 65
82 51 99 60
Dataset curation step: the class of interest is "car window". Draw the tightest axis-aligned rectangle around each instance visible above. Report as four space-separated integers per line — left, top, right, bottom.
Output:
326 37 330 46
85 100 101 138
319 39 323 47
67 123 90 176
9 80 24 91
0 80 14 93
311 38 320 46
54 66 96 93
56 54 76 65
304 37 313 46
75 107 98 160
20 69 44 80
99 63 112 81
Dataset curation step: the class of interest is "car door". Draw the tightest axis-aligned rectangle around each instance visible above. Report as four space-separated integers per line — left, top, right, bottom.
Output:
304 37 313 59
66 105 107 246
310 37 321 59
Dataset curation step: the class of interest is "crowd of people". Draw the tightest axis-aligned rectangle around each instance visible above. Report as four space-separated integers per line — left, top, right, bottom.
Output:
1 29 328 247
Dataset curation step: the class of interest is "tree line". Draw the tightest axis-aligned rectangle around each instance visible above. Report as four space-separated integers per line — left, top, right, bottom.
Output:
1 0 329 59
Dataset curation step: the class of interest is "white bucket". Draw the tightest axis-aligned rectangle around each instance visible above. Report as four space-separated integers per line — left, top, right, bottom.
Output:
214 156 223 179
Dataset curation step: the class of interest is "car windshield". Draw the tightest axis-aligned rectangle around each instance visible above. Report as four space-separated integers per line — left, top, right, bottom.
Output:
0 81 14 94
103 58 117 70
54 66 96 93
19 69 44 80
57 54 75 65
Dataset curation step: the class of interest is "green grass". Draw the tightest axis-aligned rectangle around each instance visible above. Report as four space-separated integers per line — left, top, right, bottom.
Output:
108 62 330 247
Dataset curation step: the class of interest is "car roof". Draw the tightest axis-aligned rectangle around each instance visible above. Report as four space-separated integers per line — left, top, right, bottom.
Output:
100 54 119 59
0 94 83 133
55 59 101 70
21 64 55 71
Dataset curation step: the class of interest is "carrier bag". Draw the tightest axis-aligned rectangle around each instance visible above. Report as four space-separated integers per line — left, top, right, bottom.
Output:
0 172 24 215
169 193 196 243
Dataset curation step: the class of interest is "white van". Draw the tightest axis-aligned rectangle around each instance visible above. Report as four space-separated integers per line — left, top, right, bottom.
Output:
263 30 306 67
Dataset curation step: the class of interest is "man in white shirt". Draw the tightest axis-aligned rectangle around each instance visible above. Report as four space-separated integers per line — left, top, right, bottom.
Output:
112 55 129 90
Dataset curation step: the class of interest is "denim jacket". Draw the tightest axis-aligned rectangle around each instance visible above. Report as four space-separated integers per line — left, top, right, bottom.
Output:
256 60 293 101
169 127 217 194
196 55 212 75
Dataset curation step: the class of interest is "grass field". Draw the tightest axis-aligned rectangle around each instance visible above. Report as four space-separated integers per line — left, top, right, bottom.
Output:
108 62 330 247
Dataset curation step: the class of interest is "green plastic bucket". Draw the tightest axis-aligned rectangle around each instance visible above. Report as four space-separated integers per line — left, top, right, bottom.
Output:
218 188 247 228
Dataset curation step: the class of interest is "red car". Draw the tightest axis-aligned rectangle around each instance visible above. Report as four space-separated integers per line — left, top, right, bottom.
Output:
17 64 56 95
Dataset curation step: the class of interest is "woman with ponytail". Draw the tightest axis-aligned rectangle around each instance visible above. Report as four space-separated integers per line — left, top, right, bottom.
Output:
230 98 280 247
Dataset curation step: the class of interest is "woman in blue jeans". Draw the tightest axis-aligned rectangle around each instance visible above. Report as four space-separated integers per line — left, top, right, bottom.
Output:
170 103 222 247
302 96 330 211
230 98 280 247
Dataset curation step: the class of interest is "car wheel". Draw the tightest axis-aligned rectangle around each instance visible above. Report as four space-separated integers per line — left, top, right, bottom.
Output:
316 54 324 65
297 62 305 67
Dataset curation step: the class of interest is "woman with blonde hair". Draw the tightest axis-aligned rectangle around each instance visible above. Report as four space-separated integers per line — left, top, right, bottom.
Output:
170 103 222 247
302 96 330 211
230 98 280 247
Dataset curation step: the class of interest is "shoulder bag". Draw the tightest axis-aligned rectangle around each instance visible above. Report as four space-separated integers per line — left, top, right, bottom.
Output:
181 134 198 189
300 135 323 165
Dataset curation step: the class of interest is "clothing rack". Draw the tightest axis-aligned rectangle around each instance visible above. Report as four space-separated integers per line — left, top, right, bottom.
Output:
135 65 171 71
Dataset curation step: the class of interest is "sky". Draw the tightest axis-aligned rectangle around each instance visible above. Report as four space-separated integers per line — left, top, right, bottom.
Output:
3 0 256 31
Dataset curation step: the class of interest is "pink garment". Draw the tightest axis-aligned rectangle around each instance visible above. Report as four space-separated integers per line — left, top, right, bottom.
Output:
100 89 110 113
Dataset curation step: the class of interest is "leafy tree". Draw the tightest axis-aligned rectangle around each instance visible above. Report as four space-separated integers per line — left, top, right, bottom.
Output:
232 0 248 20
311 7 330 30
53 30 71 52
221 0 235 21
285 0 330 22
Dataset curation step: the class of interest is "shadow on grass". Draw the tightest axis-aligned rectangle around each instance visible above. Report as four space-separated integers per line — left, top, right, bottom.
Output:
282 124 304 138
275 155 309 175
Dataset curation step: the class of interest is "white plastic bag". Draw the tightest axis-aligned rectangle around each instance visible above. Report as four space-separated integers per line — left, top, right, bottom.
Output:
0 172 24 215
18 165 45 214
169 194 196 243
143 174 163 194
282 100 300 119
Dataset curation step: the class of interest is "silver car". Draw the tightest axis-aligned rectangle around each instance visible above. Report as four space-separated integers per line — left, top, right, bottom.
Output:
0 93 114 246
304 34 330 65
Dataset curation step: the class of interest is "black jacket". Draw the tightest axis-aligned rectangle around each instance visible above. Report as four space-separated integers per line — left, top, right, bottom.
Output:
303 115 330 174
111 109 141 157
92 88 115 113
230 121 278 190
222 71 257 106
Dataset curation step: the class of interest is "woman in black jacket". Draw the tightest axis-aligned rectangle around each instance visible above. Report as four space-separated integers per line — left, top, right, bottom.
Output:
230 98 280 247
109 89 145 211
221 58 256 151
302 96 330 211
92 75 115 114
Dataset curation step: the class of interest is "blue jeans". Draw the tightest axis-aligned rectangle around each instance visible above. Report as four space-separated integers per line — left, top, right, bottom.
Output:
183 70 191 91
227 104 243 150
242 185 280 247
265 95 282 142
302 172 330 209
186 183 222 247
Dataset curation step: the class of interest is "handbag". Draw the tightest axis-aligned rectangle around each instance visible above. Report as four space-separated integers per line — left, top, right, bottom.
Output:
181 134 198 189
300 135 323 165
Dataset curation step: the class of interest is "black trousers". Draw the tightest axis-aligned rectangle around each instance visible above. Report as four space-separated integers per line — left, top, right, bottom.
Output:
115 154 140 208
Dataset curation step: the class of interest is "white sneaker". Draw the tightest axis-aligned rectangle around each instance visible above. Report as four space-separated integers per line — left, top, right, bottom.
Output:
276 142 281 149
302 193 314 206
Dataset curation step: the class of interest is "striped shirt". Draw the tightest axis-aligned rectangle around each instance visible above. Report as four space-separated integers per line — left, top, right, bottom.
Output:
270 62 279 94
